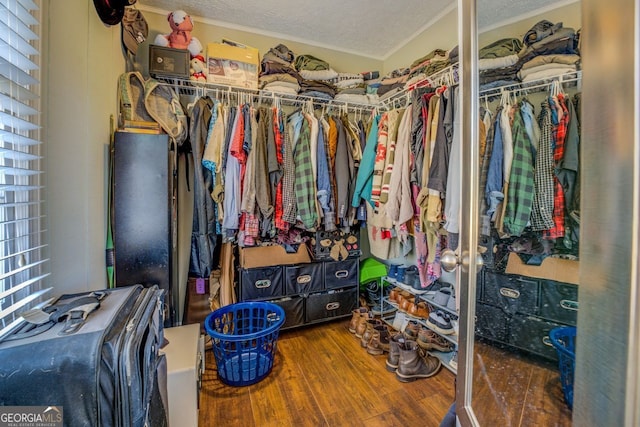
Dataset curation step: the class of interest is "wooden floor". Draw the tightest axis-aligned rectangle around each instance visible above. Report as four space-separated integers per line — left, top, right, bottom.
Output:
198 319 572 426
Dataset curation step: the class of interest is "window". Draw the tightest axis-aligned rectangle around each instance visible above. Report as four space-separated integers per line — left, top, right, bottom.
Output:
0 0 49 338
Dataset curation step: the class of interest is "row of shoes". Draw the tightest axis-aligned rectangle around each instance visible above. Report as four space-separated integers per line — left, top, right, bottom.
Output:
388 287 430 320
349 307 392 356
388 265 423 290
348 308 444 382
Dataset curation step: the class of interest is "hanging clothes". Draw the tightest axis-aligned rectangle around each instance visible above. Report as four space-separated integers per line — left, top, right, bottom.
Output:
370 112 389 205
316 116 335 230
292 113 317 230
254 107 275 235
444 87 461 235
188 96 217 277
379 108 404 204
352 114 380 208
502 104 535 236
222 105 243 233
544 93 569 239
334 115 352 225
530 99 555 231
386 103 414 226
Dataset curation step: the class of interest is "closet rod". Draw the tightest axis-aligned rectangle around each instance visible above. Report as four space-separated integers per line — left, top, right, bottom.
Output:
157 77 379 113
479 70 582 99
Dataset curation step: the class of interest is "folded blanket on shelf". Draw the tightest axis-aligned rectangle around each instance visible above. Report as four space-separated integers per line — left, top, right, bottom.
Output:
299 68 338 81
262 81 300 95
261 61 303 82
519 65 578 82
519 53 581 71
480 37 523 59
479 54 519 71
294 54 330 71
259 73 300 89
334 93 379 105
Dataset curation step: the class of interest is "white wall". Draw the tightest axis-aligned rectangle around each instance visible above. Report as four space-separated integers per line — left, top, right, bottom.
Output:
45 0 123 294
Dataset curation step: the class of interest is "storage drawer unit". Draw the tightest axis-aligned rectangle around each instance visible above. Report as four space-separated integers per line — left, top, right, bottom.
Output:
482 271 539 316
306 288 358 323
476 269 578 362
238 259 358 329
475 302 509 344
509 314 562 361
240 266 284 300
271 296 305 329
285 263 324 295
324 258 359 290
539 280 579 324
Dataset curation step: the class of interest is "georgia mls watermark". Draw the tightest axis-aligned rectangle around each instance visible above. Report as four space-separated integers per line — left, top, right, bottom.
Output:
0 406 63 427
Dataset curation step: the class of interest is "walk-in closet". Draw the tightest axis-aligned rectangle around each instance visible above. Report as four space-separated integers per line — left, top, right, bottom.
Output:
8 0 637 425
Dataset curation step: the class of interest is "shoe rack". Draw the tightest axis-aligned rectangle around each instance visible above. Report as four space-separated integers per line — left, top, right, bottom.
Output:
380 276 459 374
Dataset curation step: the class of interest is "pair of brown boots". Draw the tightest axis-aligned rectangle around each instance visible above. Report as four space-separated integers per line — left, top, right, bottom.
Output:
386 331 442 382
348 308 391 356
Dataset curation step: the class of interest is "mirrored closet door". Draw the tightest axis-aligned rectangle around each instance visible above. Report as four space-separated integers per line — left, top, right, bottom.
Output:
454 1 584 425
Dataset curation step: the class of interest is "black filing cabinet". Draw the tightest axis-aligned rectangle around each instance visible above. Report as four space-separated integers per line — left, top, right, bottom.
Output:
113 131 177 326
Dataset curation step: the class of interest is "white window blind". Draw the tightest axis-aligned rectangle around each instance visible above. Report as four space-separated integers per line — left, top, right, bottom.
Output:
0 0 50 338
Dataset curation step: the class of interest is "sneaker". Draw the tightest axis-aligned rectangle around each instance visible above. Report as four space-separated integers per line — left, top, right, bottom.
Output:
427 310 455 335
433 288 452 306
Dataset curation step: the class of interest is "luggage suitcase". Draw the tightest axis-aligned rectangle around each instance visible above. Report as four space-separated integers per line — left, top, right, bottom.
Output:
0 285 168 427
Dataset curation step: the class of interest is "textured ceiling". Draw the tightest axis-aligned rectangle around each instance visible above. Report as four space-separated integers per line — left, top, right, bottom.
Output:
138 0 576 59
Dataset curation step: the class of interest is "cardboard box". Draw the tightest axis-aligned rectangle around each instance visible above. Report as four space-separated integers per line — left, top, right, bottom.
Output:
239 244 311 269
207 42 259 89
505 252 579 285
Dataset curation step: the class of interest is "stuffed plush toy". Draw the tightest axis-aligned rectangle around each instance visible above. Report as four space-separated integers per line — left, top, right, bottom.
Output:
154 10 203 58
190 55 207 82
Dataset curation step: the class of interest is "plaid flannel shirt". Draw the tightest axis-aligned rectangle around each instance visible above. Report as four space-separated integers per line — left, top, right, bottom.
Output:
293 117 318 230
281 113 298 227
503 106 535 236
530 100 555 230
544 94 569 239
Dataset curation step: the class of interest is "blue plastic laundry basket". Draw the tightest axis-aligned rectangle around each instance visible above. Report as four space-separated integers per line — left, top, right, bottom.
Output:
549 326 576 410
205 301 285 386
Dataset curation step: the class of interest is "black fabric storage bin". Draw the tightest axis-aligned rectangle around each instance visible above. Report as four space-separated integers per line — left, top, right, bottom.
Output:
285 263 324 295
510 314 562 361
539 280 579 325
271 296 305 329
240 266 284 300
305 288 357 323
475 302 509 343
482 271 539 316
324 259 359 290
